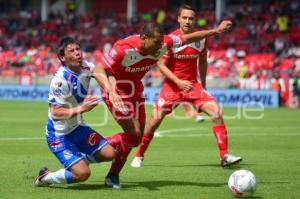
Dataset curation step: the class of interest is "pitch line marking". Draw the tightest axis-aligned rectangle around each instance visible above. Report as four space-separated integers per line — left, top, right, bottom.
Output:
1 127 299 141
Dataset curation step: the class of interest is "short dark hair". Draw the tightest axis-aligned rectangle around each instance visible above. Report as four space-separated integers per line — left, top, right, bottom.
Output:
178 4 196 16
56 36 80 57
140 22 164 38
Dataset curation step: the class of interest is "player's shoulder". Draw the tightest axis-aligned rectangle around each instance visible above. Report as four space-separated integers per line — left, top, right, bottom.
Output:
115 35 139 50
82 60 95 72
49 72 70 94
168 29 182 36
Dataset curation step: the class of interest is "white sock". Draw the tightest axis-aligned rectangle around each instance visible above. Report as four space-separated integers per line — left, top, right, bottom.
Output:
43 169 73 184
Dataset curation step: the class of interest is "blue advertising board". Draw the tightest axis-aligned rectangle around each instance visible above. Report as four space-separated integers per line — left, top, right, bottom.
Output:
0 85 279 108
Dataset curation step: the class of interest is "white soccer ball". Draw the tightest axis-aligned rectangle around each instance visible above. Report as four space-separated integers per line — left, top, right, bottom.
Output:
228 169 257 197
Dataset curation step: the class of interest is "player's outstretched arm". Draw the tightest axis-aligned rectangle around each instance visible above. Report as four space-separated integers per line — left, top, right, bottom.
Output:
50 95 99 120
183 20 232 44
157 58 193 92
93 62 114 94
92 62 128 113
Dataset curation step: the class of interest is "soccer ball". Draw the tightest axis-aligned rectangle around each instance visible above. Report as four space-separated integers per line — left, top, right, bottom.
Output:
228 169 257 197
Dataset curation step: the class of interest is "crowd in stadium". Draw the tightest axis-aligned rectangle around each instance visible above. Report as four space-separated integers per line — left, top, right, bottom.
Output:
0 0 300 106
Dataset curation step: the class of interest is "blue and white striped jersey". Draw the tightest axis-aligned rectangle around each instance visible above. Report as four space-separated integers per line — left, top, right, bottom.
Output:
46 60 95 136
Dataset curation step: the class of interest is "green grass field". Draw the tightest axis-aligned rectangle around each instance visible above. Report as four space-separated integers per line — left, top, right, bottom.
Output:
0 100 299 199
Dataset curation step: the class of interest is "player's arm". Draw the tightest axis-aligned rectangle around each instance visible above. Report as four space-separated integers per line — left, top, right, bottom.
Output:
50 95 98 120
183 20 232 44
92 50 127 112
93 61 114 95
157 57 193 92
198 54 208 89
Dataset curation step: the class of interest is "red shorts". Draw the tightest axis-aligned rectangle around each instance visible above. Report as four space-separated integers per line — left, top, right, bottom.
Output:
100 83 146 125
155 82 215 114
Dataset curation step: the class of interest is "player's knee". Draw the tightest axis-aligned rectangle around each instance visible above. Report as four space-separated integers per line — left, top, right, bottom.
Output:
133 133 142 147
105 145 116 161
73 169 91 182
210 109 224 124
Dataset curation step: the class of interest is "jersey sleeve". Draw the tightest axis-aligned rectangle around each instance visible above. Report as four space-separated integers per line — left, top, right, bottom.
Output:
162 48 172 62
199 38 208 56
82 60 95 74
98 44 124 71
48 77 70 105
164 34 186 49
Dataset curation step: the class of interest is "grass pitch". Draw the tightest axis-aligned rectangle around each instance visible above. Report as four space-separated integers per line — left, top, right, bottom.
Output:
0 100 299 199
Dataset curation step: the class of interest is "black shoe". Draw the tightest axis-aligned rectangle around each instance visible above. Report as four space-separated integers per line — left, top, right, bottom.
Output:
34 167 51 187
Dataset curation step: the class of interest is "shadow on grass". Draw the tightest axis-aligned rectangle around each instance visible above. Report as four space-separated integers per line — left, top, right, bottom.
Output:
124 180 226 190
144 163 253 170
48 180 226 191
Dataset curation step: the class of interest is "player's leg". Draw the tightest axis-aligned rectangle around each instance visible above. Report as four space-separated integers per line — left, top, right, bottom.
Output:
78 126 115 164
35 160 90 187
183 102 205 122
132 86 178 168
103 95 146 188
105 117 143 189
35 132 91 186
198 101 242 167
131 107 170 168
182 102 193 117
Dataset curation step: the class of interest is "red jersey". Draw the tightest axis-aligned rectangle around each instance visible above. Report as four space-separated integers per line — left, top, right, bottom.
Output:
163 29 207 84
99 34 185 90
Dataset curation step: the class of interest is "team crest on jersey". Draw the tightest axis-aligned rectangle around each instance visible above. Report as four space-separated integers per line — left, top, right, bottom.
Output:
169 35 182 47
63 150 73 160
54 81 62 87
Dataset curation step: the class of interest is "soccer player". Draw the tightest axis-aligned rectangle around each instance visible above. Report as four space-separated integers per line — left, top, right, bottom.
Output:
93 20 232 189
131 5 242 168
34 37 115 187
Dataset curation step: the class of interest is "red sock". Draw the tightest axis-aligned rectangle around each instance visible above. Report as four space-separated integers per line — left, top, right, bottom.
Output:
212 124 228 159
107 133 139 175
135 134 153 157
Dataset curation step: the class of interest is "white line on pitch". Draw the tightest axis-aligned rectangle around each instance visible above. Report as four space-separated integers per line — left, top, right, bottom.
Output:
1 128 299 141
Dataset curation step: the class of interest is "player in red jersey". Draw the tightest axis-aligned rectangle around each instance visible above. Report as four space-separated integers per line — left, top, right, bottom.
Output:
131 5 242 168
93 20 232 189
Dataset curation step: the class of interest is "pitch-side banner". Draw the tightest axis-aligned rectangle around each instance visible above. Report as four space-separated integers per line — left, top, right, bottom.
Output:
142 88 279 108
0 85 279 108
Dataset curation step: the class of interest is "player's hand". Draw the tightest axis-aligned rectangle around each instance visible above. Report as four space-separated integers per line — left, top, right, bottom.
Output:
216 20 232 34
176 79 193 92
108 91 128 114
81 95 99 112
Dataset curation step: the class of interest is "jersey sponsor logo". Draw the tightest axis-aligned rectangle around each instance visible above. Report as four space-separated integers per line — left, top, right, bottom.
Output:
50 138 62 148
124 65 152 73
173 54 199 59
63 149 73 160
51 88 63 97
86 132 101 146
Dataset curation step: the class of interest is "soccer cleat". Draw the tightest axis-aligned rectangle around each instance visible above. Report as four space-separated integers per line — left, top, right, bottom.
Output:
34 167 51 187
221 154 242 167
195 115 205 123
104 172 121 189
131 156 144 168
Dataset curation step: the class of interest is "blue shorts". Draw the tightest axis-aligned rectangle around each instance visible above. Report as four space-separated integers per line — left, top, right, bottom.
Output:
46 125 108 170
